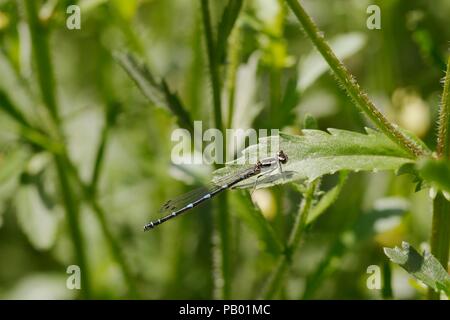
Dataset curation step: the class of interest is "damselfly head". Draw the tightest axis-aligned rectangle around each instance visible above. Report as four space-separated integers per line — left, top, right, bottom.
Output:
277 150 288 164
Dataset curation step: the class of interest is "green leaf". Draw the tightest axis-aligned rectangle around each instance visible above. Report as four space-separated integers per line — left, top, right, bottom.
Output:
0 90 31 129
213 128 415 189
15 184 60 250
13 152 60 249
114 51 194 133
216 0 244 64
418 158 450 194
384 241 450 296
229 53 263 131
272 79 300 128
0 148 29 184
396 163 428 192
0 148 30 228
230 190 283 256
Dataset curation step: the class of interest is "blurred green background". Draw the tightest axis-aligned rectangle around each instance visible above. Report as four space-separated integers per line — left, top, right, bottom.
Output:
0 0 449 299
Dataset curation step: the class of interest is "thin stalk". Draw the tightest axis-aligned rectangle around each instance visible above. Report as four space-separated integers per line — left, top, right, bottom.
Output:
429 194 450 299
87 116 139 298
55 143 139 298
382 261 393 299
90 125 109 192
284 0 426 158
0 90 64 154
20 126 64 155
22 0 59 123
437 56 450 158
201 0 223 133
0 94 137 297
90 199 139 298
269 68 281 123
200 0 231 299
262 180 318 299
429 56 450 300
212 194 231 299
225 27 241 129
55 156 92 298
0 90 32 128
23 0 92 298
53 142 140 298
187 12 204 119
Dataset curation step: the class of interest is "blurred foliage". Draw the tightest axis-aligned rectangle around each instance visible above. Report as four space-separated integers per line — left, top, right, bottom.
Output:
0 0 449 299
385 241 450 297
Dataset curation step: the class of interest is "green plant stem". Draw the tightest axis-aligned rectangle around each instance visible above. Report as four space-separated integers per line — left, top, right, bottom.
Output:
437 56 450 158
0 90 65 154
201 0 232 299
59 147 139 298
0 90 32 128
23 0 137 298
284 0 425 158
0 95 137 297
55 156 92 298
262 180 318 299
87 118 139 298
212 194 231 299
269 67 281 122
201 0 223 133
59 146 140 298
225 27 241 129
428 194 450 299
90 125 109 191
23 0 93 298
22 0 58 123
429 56 450 300
90 199 139 298
382 261 393 299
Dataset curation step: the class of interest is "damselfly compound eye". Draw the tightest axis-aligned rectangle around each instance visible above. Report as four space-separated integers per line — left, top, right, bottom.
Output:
277 150 288 164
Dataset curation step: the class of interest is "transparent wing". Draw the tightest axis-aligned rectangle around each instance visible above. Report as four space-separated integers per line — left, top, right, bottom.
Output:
158 165 256 215
158 184 220 214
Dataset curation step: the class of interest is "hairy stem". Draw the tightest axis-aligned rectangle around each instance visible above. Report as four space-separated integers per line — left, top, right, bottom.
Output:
437 56 450 158
284 0 426 158
262 180 318 299
200 0 231 299
429 194 450 299
429 56 450 300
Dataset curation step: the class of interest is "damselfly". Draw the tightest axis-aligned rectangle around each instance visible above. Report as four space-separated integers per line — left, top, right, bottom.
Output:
144 150 288 231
